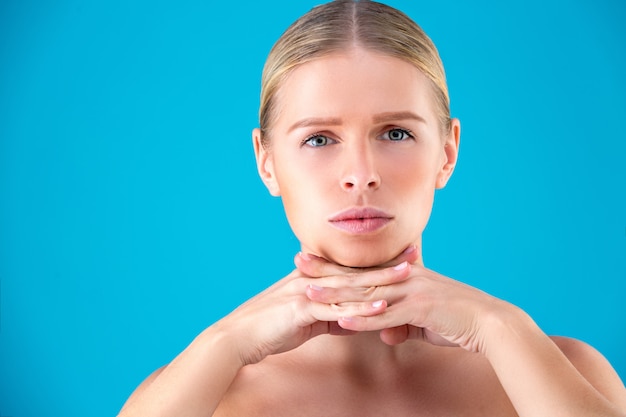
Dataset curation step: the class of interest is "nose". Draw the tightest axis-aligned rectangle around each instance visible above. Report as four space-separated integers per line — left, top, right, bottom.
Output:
340 144 381 192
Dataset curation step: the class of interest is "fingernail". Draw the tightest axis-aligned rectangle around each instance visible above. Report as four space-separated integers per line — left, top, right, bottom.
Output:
308 284 323 291
340 316 353 322
372 300 384 308
393 261 408 270
299 252 312 261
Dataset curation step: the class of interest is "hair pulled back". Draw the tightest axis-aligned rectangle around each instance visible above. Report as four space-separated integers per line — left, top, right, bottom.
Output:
259 0 450 146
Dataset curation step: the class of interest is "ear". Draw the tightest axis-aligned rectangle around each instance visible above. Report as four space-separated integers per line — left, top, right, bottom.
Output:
435 118 460 189
252 128 281 196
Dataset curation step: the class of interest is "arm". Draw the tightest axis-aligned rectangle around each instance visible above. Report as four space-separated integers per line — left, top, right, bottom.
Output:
118 327 245 417
118 249 419 416
481 307 626 417
300 257 626 417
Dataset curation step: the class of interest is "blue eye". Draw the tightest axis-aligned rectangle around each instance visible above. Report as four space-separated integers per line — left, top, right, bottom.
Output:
383 128 413 141
304 134 334 147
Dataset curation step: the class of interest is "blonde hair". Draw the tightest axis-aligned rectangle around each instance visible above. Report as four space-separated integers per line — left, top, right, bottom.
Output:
259 0 451 147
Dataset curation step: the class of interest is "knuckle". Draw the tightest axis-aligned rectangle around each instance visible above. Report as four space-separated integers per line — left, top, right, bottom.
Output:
286 277 309 293
344 272 359 285
362 285 378 298
329 303 344 314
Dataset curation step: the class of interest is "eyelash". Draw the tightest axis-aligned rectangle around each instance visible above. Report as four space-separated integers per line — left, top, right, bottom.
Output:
301 127 415 147
382 128 415 141
301 133 336 147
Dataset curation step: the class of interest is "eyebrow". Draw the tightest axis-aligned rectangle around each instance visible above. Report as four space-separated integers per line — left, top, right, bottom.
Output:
287 117 342 133
372 111 427 124
287 111 426 133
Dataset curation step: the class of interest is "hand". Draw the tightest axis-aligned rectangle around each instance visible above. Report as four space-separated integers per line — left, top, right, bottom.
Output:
298 253 516 353
213 246 420 366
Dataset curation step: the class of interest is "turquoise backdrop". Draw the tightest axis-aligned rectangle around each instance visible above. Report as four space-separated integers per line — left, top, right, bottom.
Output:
1 1 625 415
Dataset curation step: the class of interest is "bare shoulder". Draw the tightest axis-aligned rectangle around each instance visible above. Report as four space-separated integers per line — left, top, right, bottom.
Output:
119 365 167 413
550 335 621 378
550 336 626 407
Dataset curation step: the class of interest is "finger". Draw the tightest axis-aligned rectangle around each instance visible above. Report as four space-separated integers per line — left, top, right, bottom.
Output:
295 245 419 278
337 312 397 332
306 280 394 305
294 252 354 278
379 325 410 345
307 321 358 338
341 315 459 348
305 299 388 323
328 321 358 336
376 245 419 268
304 262 410 301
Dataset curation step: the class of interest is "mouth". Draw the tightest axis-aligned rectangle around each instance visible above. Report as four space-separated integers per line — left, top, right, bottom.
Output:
328 207 394 234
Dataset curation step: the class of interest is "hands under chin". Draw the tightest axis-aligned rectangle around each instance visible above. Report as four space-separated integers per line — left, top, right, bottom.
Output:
296 245 511 352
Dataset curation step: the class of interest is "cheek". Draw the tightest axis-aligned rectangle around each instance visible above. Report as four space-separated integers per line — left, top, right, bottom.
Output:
273 144 341 194
272 155 333 233
382 154 439 225
274 155 328 201
383 151 440 193
271 145 443 263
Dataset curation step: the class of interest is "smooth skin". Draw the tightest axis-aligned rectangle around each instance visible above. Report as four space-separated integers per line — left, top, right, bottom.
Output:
118 48 626 417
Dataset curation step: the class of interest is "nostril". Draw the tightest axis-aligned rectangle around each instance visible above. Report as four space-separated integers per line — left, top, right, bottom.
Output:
341 176 380 191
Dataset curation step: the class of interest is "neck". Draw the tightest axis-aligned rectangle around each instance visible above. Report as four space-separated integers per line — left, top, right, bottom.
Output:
292 241 427 368
302 240 425 270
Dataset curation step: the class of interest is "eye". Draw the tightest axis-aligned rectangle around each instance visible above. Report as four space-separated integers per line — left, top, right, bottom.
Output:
303 134 336 147
382 128 414 141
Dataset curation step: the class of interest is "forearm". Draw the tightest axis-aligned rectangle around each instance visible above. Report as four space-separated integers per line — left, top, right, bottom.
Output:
118 326 244 417
483 306 624 417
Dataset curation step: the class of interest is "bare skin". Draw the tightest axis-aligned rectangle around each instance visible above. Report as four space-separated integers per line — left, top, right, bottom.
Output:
215 333 626 417
210 254 625 417
216 258 626 417
118 48 626 417
216 333 519 417
120 252 626 417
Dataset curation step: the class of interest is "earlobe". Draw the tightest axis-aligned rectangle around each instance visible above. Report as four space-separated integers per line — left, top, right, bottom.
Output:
252 128 281 196
436 118 461 189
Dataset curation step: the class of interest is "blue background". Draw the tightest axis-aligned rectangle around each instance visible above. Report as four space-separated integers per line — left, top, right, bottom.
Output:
1 1 624 415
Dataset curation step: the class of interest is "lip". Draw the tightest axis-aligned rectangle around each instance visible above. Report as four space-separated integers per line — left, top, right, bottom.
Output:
328 207 394 234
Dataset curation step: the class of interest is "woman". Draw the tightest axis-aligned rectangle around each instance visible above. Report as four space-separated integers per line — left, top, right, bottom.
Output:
118 1 626 415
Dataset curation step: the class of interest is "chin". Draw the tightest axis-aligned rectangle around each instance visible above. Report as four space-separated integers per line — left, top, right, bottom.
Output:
321 244 399 269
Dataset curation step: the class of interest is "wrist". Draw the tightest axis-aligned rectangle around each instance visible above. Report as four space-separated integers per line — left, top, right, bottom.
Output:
202 321 248 368
477 301 539 359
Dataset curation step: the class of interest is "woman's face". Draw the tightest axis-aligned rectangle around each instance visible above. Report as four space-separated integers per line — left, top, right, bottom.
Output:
254 48 460 267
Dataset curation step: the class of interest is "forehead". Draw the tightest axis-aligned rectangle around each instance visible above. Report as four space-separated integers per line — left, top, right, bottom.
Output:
273 48 438 128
